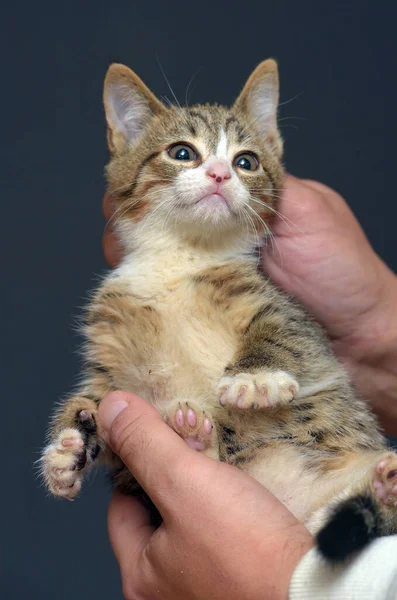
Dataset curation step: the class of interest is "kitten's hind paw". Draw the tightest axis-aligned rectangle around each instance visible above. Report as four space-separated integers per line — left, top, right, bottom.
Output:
41 409 99 500
166 402 216 453
373 453 397 506
217 370 299 409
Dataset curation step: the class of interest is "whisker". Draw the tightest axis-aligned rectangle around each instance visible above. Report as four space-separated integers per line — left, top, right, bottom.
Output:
248 190 302 207
106 201 142 229
106 185 170 228
248 197 295 233
141 195 175 235
278 124 299 130
240 207 261 265
161 95 174 108
278 91 304 108
248 196 306 239
156 55 181 109
185 67 203 106
277 116 307 122
105 198 140 227
243 202 283 264
108 182 134 196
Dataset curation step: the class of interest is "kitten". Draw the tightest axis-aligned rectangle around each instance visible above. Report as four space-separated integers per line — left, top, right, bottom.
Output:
41 59 397 562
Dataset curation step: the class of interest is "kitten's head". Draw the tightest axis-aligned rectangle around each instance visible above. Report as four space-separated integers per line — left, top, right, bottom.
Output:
104 60 284 250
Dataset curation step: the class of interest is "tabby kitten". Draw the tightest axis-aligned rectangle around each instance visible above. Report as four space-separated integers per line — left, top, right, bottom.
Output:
41 59 397 562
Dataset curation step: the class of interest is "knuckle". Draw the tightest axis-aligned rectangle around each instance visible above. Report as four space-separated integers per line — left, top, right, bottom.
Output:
102 228 118 267
301 178 337 202
121 559 153 600
122 581 140 600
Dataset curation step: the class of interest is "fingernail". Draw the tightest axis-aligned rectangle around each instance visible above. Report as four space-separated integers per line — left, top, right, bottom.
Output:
100 396 128 431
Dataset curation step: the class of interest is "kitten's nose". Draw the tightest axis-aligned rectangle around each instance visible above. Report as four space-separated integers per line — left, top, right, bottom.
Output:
206 160 231 184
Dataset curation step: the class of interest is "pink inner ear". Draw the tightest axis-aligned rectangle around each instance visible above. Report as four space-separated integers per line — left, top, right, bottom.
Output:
249 84 277 135
106 82 150 144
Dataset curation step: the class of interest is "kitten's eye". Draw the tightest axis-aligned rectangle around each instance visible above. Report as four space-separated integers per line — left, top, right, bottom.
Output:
234 153 259 171
168 144 198 161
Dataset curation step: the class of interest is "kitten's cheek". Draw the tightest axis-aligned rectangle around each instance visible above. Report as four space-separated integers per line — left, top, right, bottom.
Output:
103 225 123 268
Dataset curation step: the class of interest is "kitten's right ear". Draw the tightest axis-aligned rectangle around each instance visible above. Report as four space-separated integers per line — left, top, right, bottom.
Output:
103 64 166 154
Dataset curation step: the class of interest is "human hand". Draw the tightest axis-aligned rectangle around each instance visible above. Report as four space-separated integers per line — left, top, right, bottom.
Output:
98 392 313 600
102 192 123 268
261 176 397 432
262 176 396 351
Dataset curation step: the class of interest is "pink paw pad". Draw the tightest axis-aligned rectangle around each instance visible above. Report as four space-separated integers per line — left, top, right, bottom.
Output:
373 454 397 506
170 403 214 452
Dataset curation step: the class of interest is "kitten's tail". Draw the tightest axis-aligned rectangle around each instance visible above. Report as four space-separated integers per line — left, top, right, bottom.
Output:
316 494 385 562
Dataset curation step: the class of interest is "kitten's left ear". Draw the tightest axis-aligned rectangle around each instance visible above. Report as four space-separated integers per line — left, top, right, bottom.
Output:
233 59 282 157
103 64 166 154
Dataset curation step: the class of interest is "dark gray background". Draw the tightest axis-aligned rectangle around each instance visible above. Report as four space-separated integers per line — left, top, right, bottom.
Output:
2 1 396 598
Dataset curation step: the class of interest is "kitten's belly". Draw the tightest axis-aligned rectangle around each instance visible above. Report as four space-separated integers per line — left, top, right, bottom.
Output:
245 446 327 522
115 301 237 408
245 445 376 527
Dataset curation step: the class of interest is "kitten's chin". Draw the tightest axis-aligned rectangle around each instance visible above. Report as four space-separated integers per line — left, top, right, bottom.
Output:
194 193 232 216
181 197 236 232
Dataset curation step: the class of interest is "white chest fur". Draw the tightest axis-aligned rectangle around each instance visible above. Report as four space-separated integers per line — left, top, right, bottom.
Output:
106 242 242 409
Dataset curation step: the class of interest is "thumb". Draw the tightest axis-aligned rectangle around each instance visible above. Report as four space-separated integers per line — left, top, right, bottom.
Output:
98 392 196 510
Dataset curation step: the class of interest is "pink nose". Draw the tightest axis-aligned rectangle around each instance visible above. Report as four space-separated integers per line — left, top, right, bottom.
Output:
206 160 231 184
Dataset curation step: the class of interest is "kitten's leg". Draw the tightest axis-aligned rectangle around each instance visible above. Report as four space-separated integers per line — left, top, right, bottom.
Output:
164 401 219 460
41 391 106 499
310 451 397 561
42 282 163 498
218 370 298 409
217 308 302 409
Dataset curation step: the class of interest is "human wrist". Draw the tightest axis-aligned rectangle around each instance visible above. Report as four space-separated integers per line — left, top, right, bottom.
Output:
258 528 314 600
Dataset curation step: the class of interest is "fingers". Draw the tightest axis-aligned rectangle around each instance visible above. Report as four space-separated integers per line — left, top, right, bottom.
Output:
275 173 352 237
285 174 330 194
103 192 114 221
267 174 325 238
98 392 201 511
102 223 123 268
283 174 349 217
285 174 334 196
102 192 123 267
108 491 154 573
283 173 337 203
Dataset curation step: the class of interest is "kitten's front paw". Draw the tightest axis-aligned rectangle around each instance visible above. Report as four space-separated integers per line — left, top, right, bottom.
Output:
41 410 98 500
217 370 299 409
42 428 85 499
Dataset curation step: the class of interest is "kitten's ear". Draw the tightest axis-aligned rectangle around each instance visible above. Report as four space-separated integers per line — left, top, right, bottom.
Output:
103 64 166 154
234 59 282 156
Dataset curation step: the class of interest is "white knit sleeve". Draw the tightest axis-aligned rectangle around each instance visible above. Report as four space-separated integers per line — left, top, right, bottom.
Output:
289 536 397 600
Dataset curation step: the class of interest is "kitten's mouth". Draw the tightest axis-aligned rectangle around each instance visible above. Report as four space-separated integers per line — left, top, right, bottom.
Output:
195 192 230 209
